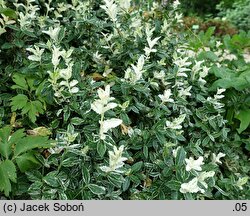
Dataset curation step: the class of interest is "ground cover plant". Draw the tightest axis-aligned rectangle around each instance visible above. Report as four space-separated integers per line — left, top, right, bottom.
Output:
0 0 249 200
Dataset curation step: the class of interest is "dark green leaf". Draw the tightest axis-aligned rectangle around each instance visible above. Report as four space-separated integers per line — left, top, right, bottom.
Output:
88 184 106 195
131 161 143 173
107 172 124 188
97 142 106 157
0 160 17 196
14 136 51 156
43 171 59 187
235 109 250 133
176 147 186 166
82 166 90 184
16 152 41 172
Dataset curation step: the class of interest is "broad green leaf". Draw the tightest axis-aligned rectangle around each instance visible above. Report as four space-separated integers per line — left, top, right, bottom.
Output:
11 93 45 123
88 184 106 195
235 109 250 133
8 129 25 145
14 136 51 156
10 94 28 111
16 151 41 172
24 100 44 123
0 126 12 158
26 77 36 92
131 161 143 173
0 160 17 196
0 7 17 19
12 74 28 91
211 67 235 79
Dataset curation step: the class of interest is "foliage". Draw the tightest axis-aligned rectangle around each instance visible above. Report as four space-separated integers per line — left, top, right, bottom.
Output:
178 0 221 16
0 125 53 196
217 0 250 31
0 0 249 200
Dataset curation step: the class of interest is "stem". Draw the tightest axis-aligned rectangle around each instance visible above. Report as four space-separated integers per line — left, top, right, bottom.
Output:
99 113 104 140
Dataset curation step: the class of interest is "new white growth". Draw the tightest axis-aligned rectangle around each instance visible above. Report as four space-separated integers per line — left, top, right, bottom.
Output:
207 88 226 110
180 177 203 194
91 85 117 115
42 26 61 42
100 145 127 173
166 114 186 130
0 14 16 36
158 89 174 103
185 156 204 171
26 45 44 62
47 45 79 100
180 171 215 194
117 0 131 12
236 176 249 190
144 26 160 58
125 55 145 83
14 0 40 30
212 152 226 165
91 85 122 140
101 0 118 22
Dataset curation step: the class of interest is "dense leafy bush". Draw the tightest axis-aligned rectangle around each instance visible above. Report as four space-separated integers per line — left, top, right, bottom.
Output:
179 0 221 16
0 0 249 200
217 0 250 31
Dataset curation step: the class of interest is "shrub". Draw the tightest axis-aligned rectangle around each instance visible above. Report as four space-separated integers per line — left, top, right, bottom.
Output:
217 0 250 31
0 0 249 200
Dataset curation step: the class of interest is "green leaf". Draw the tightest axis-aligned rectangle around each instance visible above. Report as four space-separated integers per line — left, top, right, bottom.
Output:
8 129 25 145
166 180 181 190
235 109 250 133
82 166 90 184
143 145 148 158
12 74 28 91
11 92 45 123
97 142 106 157
107 172 124 188
25 170 42 182
0 7 17 19
198 51 218 62
0 126 12 158
10 94 28 111
16 151 41 172
88 184 106 195
25 100 44 123
122 177 130 191
61 156 80 167
176 147 186 166
131 161 143 173
42 171 60 188
71 117 84 125
0 160 17 196
28 181 43 198
14 136 51 156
